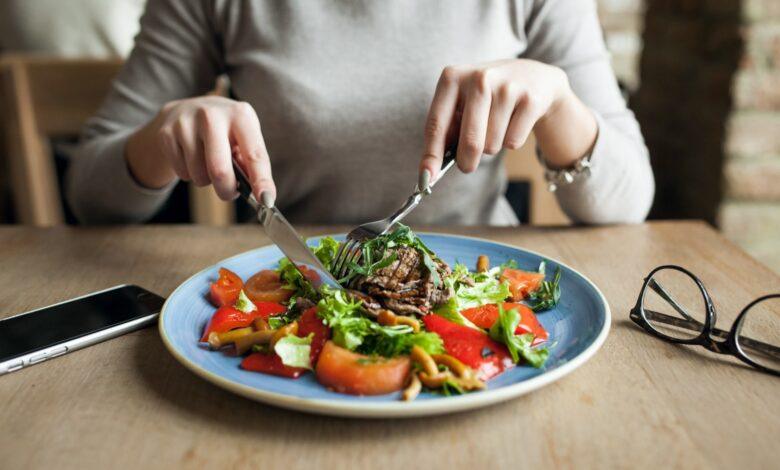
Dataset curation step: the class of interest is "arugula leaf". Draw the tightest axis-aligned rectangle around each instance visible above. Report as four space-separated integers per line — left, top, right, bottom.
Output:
421 252 441 287
337 224 443 287
488 304 549 368
234 290 256 314
526 264 562 312
274 334 313 369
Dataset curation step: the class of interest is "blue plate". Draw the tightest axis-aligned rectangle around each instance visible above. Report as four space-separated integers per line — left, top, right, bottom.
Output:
159 233 610 418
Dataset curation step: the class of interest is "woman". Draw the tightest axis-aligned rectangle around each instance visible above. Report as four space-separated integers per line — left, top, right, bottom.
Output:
67 0 654 225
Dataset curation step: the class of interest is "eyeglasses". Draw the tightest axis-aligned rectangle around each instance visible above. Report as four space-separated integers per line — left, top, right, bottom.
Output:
629 265 780 377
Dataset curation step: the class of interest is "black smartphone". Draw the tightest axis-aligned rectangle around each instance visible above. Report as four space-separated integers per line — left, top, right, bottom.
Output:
0 285 165 375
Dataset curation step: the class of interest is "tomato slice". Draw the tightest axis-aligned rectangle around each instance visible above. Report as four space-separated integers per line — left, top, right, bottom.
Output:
501 268 544 301
199 302 286 342
297 307 330 364
245 269 294 303
209 268 244 307
461 303 549 345
241 352 305 378
315 341 411 395
422 314 514 380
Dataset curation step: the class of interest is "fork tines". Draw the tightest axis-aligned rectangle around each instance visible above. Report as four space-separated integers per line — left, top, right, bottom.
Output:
332 239 363 281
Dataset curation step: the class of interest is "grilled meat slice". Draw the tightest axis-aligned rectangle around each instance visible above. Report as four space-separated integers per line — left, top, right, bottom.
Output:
355 246 452 316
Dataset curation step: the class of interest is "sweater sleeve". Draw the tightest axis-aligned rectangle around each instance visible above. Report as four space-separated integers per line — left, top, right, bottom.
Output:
66 0 222 223
522 0 655 224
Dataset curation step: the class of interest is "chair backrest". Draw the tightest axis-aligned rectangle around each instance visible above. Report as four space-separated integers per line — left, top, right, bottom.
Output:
0 55 122 226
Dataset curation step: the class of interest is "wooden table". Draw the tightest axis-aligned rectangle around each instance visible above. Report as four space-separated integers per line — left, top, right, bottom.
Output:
1 222 778 469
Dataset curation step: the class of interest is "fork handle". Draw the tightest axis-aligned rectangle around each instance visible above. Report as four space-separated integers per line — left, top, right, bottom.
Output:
433 144 457 188
232 160 260 210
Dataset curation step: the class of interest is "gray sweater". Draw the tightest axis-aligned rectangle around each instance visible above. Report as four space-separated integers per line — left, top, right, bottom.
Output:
67 0 654 225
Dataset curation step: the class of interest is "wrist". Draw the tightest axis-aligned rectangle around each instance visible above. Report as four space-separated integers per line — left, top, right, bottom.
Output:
125 121 177 190
534 80 598 169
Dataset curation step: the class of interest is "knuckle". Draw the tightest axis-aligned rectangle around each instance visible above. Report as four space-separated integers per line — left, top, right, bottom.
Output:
496 82 515 101
195 106 213 126
484 143 500 155
234 101 257 119
209 164 230 182
172 119 187 137
156 126 173 145
243 147 264 163
461 137 483 156
504 137 523 150
424 116 447 139
440 66 459 85
471 69 492 93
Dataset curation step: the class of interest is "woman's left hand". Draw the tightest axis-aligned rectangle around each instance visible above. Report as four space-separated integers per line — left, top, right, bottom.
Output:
419 59 595 183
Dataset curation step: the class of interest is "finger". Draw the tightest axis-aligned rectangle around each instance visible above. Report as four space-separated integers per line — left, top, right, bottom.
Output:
175 118 209 186
230 102 276 204
420 66 462 181
158 126 189 181
484 84 517 155
197 108 237 200
457 71 492 173
503 93 538 151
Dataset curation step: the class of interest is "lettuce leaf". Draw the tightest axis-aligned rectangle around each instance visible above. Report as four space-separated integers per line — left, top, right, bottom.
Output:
234 290 256 314
433 263 511 329
488 304 548 368
315 287 444 357
312 236 340 270
274 333 313 369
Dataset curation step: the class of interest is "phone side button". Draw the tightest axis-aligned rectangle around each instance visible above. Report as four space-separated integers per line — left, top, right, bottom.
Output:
28 353 48 364
48 346 68 357
6 360 24 372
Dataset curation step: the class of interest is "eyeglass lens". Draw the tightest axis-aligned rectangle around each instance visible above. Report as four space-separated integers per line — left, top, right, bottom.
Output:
736 296 780 373
642 268 707 341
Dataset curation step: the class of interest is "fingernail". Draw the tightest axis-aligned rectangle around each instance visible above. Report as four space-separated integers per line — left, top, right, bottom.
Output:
418 169 431 193
260 191 275 208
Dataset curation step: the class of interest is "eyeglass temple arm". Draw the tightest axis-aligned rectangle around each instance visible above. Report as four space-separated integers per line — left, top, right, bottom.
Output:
643 310 780 358
648 279 702 325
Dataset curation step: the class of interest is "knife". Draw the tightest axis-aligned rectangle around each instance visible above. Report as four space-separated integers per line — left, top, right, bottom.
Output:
231 161 342 290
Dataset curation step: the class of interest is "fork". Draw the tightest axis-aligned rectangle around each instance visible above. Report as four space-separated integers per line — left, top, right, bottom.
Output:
331 147 457 281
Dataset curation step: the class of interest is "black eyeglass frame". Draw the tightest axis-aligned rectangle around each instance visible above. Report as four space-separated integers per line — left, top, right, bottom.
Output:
629 264 780 377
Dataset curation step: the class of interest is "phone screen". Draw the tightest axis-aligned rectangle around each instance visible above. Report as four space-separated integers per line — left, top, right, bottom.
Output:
0 285 165 362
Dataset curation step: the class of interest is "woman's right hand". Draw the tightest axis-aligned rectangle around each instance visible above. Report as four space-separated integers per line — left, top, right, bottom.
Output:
125 96 275 203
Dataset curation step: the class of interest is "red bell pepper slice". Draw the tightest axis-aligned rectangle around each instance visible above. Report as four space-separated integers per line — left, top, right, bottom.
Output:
209 268 244 307
422 314 514 380
240 352 305 378
461 303 548 346
296 307 330 364
200 302 286 342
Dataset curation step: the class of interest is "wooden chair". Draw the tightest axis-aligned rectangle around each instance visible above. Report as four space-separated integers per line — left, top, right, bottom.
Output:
0 55 233 226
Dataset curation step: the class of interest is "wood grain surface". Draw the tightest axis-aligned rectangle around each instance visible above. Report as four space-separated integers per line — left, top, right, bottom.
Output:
0 222 777 470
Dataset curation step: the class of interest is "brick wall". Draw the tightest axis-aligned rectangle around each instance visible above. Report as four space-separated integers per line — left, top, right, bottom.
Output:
626 0 780 272
597 0 646 90
720 0 780 271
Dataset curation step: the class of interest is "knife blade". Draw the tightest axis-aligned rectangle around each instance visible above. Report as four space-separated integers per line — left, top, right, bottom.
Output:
232 161 342 290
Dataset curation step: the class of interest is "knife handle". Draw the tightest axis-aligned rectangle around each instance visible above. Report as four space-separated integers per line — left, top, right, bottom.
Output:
232 160 255 203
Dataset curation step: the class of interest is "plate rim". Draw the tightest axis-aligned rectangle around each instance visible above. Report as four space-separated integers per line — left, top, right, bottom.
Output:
158 232 611 418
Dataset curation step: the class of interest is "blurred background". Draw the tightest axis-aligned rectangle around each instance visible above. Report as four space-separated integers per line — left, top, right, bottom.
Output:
0 0 778 272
